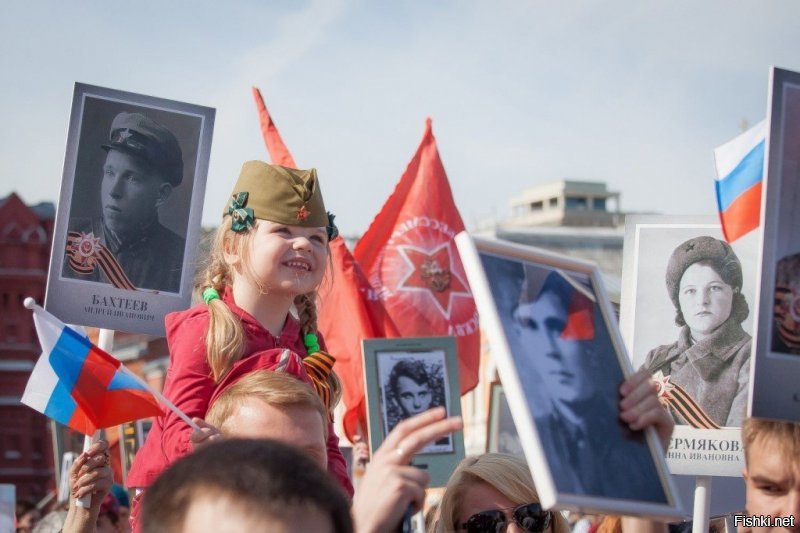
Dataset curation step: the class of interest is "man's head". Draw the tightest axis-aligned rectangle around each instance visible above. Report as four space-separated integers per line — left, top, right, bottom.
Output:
513 271 599 408
141 439 353 533
388 359 434 418
206 370 328 469
100 112 183 239
742 417 800 531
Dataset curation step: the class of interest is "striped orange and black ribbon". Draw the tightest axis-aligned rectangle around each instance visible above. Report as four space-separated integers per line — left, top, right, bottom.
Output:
659 381 720 429
303 350 336 412
66 231 136 290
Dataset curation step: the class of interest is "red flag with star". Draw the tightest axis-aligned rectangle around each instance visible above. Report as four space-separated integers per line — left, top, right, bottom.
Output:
354 118 480 394
317 239 399 441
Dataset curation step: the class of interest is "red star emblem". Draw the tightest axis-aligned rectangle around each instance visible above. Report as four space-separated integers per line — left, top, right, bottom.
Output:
296 205 310 221
396 243 471 318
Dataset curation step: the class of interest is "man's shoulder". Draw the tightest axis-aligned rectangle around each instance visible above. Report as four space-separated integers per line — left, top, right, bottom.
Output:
150 223 185 246
148 223 186 266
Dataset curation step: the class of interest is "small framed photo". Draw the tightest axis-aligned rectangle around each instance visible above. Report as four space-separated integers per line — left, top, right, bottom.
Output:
487 382 523 455
619 215 758 476
45 83 215 336
751 66 800 422
456 232 682 518
362 336 465 487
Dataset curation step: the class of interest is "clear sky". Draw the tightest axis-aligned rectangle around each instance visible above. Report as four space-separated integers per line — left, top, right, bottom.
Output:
1 1 798 236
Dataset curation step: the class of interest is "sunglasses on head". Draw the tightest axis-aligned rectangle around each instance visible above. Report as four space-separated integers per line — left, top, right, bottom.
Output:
457 502 551 533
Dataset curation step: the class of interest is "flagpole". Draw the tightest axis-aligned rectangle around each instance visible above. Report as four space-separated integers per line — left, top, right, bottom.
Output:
23 298 201 432
75 329 115 508
117 365 201 432
22 298 201 506
691 475 712 533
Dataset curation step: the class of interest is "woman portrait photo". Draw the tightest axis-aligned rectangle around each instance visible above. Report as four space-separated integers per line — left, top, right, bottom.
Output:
643 235 752 428
380 356 451 452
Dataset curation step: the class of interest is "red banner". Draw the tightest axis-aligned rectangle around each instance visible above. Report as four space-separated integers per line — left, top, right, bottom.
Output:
252 86 297 168
318 239 398 440
354 119 480 394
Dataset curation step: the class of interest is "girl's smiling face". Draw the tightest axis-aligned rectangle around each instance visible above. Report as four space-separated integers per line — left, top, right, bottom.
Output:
678 262 734 340
234 220 328 297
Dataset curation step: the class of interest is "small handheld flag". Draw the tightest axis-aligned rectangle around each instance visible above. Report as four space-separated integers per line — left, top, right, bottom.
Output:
713 120 767 243
21 298 163 435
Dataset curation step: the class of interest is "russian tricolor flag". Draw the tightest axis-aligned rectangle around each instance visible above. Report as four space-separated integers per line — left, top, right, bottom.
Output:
21 299 162 435
713 120 767 243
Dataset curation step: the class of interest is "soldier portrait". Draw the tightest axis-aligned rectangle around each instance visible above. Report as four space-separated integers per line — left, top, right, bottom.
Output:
480 253 667 502
46 84 214 336
61 99 202 294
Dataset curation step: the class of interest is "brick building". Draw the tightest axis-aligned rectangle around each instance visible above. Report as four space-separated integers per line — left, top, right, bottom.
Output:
0 193 56 500
0 193 176 500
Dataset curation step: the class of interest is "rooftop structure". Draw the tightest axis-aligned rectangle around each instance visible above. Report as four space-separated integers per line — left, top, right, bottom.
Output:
506 179 623 228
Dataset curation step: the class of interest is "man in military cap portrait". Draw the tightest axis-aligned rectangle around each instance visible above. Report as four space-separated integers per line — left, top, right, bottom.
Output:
63 111 186 293
509 266 665 501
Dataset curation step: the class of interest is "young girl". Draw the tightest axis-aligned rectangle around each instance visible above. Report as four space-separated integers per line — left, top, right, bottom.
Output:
126 161 351 518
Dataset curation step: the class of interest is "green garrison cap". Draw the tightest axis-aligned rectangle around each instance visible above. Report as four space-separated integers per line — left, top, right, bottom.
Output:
224 161 330 230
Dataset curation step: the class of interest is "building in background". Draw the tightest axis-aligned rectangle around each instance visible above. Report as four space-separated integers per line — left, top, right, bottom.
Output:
506 179 623 228
0 193 55 501
0 192 179 501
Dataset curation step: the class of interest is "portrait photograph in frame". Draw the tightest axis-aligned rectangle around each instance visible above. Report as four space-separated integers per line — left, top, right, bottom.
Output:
45 83 215 336
362 336 464 488
486 382 523 455
619 215 758 477
456 232 682 518
751 67 800 422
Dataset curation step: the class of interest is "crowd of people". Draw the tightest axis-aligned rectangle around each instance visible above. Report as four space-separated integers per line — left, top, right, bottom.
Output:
15 144 800 533
19 387 800 532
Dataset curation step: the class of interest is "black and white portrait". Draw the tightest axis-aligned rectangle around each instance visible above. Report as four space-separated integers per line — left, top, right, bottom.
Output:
46 83 214 336
363 337 465 487
377 350 452 453
619 217 757 476
642 236 751 428
481 253 667 502
620 220 757 430
61 95 201 293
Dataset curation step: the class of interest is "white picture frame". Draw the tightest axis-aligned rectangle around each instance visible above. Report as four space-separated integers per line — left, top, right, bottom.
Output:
619 215 758 476
45 83 214 335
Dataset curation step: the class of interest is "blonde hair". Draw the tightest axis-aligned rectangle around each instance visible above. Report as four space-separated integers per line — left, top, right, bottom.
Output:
432 453 570 533
742 416 800 465
199 216 341 409
206 370 328 440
